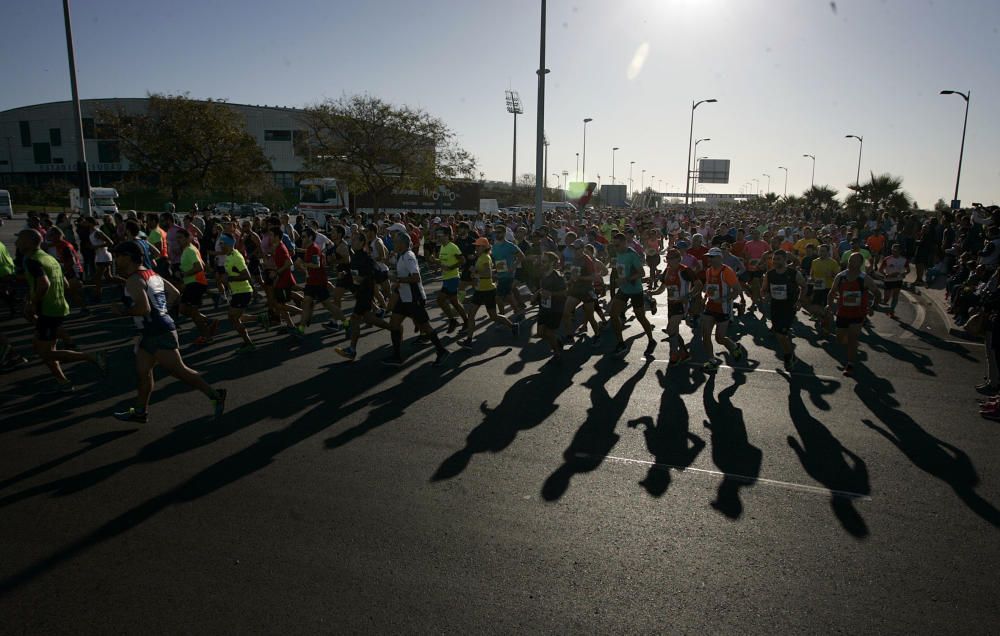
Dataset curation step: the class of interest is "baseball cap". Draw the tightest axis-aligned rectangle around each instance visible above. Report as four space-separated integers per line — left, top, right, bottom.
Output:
572 239 585 248
474 237 490 247
387 222 407 234
676 240 690 249
219 234 237 247
432 216 442 223
707 247 723 257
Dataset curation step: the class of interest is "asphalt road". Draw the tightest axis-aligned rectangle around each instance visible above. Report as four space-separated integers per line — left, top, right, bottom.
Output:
1 216 998 634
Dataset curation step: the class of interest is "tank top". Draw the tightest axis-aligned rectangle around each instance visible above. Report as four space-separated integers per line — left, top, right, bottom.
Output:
125 270 176 335
662 265 692 305
836 273 869 319
766 267 799 305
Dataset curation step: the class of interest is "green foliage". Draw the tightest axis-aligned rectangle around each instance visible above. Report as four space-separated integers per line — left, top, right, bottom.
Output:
845 172 912 217
801 185 841 211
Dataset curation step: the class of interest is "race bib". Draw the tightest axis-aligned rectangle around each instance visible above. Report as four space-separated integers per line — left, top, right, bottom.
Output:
749 258 760 270
705 284 721 301
571 266 582 279
771 284 788 301
495 260 509 273
646 248 659 257
351 269 361 285
843 290 862 307
811 278 826 290
540 290 552 309
616 263 627 278
667 285 681 301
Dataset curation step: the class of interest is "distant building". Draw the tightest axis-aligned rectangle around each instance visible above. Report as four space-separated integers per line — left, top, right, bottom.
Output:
0 98 308 189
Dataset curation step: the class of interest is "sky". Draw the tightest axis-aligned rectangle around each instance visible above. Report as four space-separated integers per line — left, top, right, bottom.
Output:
3 0 999 207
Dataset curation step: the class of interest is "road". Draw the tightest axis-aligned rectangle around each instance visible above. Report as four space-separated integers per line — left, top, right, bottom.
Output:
1 216 998 634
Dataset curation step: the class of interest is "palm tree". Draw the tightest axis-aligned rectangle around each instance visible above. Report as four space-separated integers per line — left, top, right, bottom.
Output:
802 185 840 211
845 172 912 218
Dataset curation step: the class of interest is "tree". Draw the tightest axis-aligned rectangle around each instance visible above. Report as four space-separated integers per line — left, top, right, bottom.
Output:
100 93 272 203
845 172 912 218
802 185 841 212
297 94 477 212
934 198 950 213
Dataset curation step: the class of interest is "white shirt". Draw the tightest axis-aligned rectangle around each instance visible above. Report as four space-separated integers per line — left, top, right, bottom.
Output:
395 250 424 303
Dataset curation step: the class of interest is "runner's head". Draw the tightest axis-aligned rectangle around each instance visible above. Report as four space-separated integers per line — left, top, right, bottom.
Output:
112 240 144 275
219 233 236 254
847 252 864 272
474 236 490 254
613 232 627 250
772 249 788 270
331 224 346 240
819 243 831 258
177 228 192 249
16 228 42 253
394 232 412 254
351 231 366 250
665 249 681 266
707 246 723 267
891 242 902 256
542 251 559 273
675 239 689 253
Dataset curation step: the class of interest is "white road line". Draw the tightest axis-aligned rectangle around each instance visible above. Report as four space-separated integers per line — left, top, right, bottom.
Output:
899 290 926 340
600 454 872 500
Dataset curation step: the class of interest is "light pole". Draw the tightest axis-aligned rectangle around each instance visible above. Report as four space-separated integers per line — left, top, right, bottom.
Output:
561 170 568 190
611 146 619 184
778 166 788 197
940 89 971 208
752 178 759 196
552 172 560 189
684 98 717 205
62 0 92 217
543 133 549 189
763 173 771 195
505 89 523 190
629 161 635 197
641 169 646 192
693 138 709 196
575 153 579 181
802 154 815 188
845 134 863 187
533 0 548 229
649 175 655 192
581 117 592 181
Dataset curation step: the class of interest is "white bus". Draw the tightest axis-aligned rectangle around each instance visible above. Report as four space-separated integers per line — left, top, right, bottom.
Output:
0 190 12 219
70 187 120 217
298 178 349 228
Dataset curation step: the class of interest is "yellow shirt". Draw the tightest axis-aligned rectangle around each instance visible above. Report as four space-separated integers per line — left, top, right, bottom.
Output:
475 253 495 291
809 257 840 292
793 238 819 258
438 242 462 280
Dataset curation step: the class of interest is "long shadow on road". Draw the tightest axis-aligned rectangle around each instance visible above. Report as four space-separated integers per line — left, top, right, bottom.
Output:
702 372 762 520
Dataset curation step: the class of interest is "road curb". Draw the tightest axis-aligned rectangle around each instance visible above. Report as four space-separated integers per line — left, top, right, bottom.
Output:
915 279 984 342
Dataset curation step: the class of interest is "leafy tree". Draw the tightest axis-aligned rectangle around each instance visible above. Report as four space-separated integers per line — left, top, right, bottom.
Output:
99 93 272 204
845 172 912 218
934 198 951 213
297 94 477 212
802 185 841 211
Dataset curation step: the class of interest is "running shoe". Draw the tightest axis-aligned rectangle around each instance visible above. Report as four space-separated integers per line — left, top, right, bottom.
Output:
459 339 474 350
981 410 1000 421
381 356 404 367
94 350 109 376
236 343 257 354
297 325 306 336
842 364 854 377
212 389 228 419
677 349 692 364
732 344 746 361
334 346 357 360
668 351 680 367
113 408 148 423
323 321 342 332
50 381 76 394
784 354 797 371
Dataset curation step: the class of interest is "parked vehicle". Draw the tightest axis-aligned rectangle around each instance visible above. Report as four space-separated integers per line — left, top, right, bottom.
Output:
298 178 349 229
0 189 12 219
69 187 119 217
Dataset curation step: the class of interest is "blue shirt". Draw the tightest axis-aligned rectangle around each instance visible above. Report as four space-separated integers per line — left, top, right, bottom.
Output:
491 241 519 279
615 248 645 295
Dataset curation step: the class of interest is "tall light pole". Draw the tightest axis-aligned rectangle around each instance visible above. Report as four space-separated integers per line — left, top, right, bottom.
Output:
575 153 579 181
778 166 788 196
629 161 635 197
611 146 619 184
581 117 593 181
752 178 759 196
62 0 92 217
845 134 863 187
649 175 655 192
533 0 548 228
561 170 568 190
543 133 549 189
802 154 816 188
684 98 717 205
763 173 771 194
641 169 646 192
552 172 560 189
505 89 523 190
940 89 971 209
692 138 710 197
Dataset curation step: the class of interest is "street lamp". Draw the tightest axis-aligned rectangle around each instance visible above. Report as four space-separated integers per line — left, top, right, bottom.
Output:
505 89 523 189
649 175 655 192
581 117 593 181
611 147 619 184
940 89 971 209
575 153 580 181
552 172 560 189
802 154 816 188
641 169 646 192
543 133 549 189
763 173 771 194
752 178 759 196
62 0 92 217
561 170 568 189
845 134 863 188
684 98 717 205
629 161 635 197
778 166 788 197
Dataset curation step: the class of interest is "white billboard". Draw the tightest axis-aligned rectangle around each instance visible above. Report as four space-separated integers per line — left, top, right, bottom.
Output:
697 159 730 184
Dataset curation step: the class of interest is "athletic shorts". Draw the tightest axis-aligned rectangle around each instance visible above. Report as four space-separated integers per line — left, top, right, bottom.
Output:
35 315 64 341
811 290 829 307
770 309 796 335
229 292 252 309
538 310 562 330
667 302 687 318
214 265 226 275
336 275 353 290
248 257 262 276
614 291 644 311
441 278 460 295
883 280 902 290
749 270 764 280
263 270 275 286
139 330 179 354
181 283 207 306
836 315 864 329
273 286 293 304
496 278 514 298
738 271 751 283
355 289 375 315
304 284 330 302
374 268 389 283
393 300 430 324
702 310 730 323
570 286 596 303
460 266 474 283
471 289 497 308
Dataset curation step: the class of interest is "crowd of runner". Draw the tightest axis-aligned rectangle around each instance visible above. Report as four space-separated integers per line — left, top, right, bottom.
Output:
1 200 998 422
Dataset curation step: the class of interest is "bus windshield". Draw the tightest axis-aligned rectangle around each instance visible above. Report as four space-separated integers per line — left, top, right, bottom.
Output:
300 184 329 204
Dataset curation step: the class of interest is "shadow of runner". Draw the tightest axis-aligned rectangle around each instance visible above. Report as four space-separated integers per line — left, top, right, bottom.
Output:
541 355 652 501
0 430 137 492
626 367 707 497
854 370 1000 527
702 372 762 520
781 371 870 538
860 327 936 376
895 320 979 362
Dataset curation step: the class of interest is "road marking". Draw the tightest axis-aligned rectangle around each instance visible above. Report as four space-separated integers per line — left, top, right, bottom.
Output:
600 454 872 500
648 359 841 381
899 290 926 340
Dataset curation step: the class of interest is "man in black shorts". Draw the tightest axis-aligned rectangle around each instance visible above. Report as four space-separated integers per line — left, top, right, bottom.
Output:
536 251 568 358
651 248 702 365
334 232 393 361
386 233 449 366
761 250 807 370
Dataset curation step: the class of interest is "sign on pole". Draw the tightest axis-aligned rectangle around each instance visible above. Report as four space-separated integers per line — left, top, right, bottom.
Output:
697 159 730 184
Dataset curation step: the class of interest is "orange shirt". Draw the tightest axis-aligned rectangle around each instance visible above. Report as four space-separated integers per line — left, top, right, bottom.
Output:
866 235 886 254
704 265 740 313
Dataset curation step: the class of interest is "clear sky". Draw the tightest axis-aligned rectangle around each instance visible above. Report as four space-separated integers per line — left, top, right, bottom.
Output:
3 0 998 206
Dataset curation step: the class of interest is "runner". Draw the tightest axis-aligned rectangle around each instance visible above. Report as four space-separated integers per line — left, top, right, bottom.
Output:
609 232 655 356
19 229 108 390
650 248 702 366
805 244 839 334
743 229 770 313
385 233 450 366
265 225 298 333
561 239 602 345
177 228 219 345
325 224 352 332
701 247 747 371
827 252 879 377
435 225 470 333
878 243 910 319
461 237 519 349
491 222 526 318
89 221 115 303
45 227 87 313
219 233 256 353
334 232 394 361
761 250 807 370
110 241 226 422
295 227 345 335
536 252 568 358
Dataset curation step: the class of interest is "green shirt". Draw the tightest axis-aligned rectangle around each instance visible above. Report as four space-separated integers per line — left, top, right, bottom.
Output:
840 248 872 267
475 253 496 291
180 244 206 286
438 242 462 280
24 249 70 318
0 241 14 278
225 251 253 294
615 248 645 295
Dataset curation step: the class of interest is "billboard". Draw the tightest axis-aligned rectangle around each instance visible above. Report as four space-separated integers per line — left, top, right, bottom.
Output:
697 159 730 184
600 184 628 207
353 181 481 213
